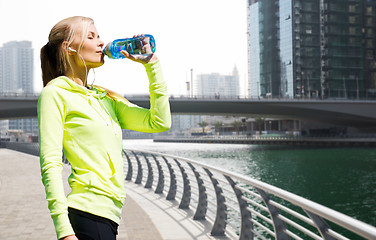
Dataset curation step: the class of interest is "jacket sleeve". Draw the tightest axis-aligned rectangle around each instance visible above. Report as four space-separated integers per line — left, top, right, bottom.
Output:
115 60 171 133
37 87 74 239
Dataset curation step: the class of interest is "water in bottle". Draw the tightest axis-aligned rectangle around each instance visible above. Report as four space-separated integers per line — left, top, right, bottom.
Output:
103 34 156 59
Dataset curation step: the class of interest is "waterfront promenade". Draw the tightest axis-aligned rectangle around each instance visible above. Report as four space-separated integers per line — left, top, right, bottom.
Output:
0 149 217 240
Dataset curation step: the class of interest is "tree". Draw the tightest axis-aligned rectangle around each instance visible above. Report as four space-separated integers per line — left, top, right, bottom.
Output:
231 120 243 135
198 121 209 135
213 121 223 136
254 117 265 135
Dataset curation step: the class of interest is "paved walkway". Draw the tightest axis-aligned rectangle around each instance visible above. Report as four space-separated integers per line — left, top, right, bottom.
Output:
0 149 162 240
0 149 218 240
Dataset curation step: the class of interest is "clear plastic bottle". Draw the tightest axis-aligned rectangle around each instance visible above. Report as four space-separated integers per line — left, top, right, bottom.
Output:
103 34 156 59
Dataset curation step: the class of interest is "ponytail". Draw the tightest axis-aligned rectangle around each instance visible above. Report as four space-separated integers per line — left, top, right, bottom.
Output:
40 16 94 87
40 42 64 87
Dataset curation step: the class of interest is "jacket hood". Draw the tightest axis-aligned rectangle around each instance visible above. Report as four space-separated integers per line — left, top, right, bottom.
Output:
47 76 107 99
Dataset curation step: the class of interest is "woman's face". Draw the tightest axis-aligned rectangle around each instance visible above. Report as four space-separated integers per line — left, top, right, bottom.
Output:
71 23 104 69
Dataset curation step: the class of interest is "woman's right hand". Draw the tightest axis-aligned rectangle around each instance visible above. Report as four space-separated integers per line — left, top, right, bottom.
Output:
120 34 158 64
60 235 78 240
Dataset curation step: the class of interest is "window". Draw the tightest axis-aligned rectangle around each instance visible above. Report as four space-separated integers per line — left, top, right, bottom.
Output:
303 2 313 10
366 6 373 15
349 16 356 24
367 40 373 48
349 5 357 13
349 38 359 44
349 27 356 35
367 17 373 26
366 50 373 58
367 28 373 36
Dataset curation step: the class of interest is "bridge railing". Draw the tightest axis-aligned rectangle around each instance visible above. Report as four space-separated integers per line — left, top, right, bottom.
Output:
0 92 40 98
0 141 40 156
123 148 376 240
126 94 376 102
3 92 376 102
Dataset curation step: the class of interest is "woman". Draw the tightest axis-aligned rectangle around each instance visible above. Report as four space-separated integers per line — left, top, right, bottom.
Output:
38 16 171 240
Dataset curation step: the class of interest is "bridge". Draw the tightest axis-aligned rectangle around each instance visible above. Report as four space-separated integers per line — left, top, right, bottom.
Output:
1 93 376 130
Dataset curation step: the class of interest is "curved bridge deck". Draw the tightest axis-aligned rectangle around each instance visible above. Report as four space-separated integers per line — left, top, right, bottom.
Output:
2 94 376 129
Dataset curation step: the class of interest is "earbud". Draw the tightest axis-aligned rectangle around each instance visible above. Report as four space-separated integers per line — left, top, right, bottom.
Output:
68 47 77 52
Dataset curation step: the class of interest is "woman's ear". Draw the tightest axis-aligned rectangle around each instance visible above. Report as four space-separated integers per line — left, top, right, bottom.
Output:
62 41 75 55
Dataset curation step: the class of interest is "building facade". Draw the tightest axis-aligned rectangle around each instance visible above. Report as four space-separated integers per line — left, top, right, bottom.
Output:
195 66 240 98
0 41 37 137
247 0 376 99
0 41 34 93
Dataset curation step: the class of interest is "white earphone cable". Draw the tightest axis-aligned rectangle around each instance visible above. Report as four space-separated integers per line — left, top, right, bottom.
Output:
70 47 96 89
76 52 88 87
90 69 96 90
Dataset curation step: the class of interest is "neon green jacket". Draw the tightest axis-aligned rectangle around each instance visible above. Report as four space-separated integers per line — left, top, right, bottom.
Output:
38 60 171 239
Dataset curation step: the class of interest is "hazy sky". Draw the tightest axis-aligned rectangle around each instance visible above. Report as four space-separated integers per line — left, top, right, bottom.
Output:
0 0 248 95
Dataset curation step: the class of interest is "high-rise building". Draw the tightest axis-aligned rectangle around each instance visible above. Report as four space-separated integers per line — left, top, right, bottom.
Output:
195 66 240 98
247 0 376 99
190 67 241 134
0 41 34 93
0 41 37 136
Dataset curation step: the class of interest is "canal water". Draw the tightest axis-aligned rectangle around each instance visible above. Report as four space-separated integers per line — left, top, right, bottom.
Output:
124 139 376 227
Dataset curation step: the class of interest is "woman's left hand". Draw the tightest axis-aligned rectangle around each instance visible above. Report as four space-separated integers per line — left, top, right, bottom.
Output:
121 34 158 64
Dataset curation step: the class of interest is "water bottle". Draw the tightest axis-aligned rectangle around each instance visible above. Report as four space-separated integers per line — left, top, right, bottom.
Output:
103 34 156 59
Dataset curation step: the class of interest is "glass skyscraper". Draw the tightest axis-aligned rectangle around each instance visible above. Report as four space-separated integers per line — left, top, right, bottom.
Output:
247 0 376 99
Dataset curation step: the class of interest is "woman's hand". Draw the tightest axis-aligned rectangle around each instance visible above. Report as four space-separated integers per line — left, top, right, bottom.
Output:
121 34 158 64
60 235 79 240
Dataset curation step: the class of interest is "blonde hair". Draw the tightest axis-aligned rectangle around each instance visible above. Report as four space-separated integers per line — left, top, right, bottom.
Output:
41 16 126 101
40 16 93 86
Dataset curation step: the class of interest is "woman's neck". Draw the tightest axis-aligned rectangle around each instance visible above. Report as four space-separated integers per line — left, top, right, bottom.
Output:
66 68 89 87
67 76 85 86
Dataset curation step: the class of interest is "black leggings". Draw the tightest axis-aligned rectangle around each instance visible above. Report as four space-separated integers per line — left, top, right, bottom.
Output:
68 208 118 240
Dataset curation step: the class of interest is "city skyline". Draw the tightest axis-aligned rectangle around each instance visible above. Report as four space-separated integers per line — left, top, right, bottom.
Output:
0 41 34 94
0 0 248 96
195 66 240 97
0 40 38 137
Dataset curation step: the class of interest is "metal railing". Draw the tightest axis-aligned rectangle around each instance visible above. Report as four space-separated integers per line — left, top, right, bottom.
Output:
0 141 40 156
0 92 40 98
2 142 375 239
123 148 376 240
2 92 376 102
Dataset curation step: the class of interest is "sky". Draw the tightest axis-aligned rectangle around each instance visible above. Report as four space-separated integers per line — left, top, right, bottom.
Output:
0 0 248 96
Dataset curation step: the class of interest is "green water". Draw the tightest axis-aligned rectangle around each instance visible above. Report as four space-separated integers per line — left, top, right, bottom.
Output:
241 146 376 226
125 140 376 228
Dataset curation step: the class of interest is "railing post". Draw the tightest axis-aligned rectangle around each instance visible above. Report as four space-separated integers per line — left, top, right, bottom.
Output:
204 168 227 236
305 210 336 240
255 187 289 239
152 155 164 194
187 163 207 220
142 153 153 188
174 159 191 209
163 156 177 200
132 151 143 184
225 176 253 240
123 151 133 181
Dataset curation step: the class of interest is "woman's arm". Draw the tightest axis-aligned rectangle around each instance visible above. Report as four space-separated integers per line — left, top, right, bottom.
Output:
38 87 75 239
115 59 171 132
60 235 78 240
